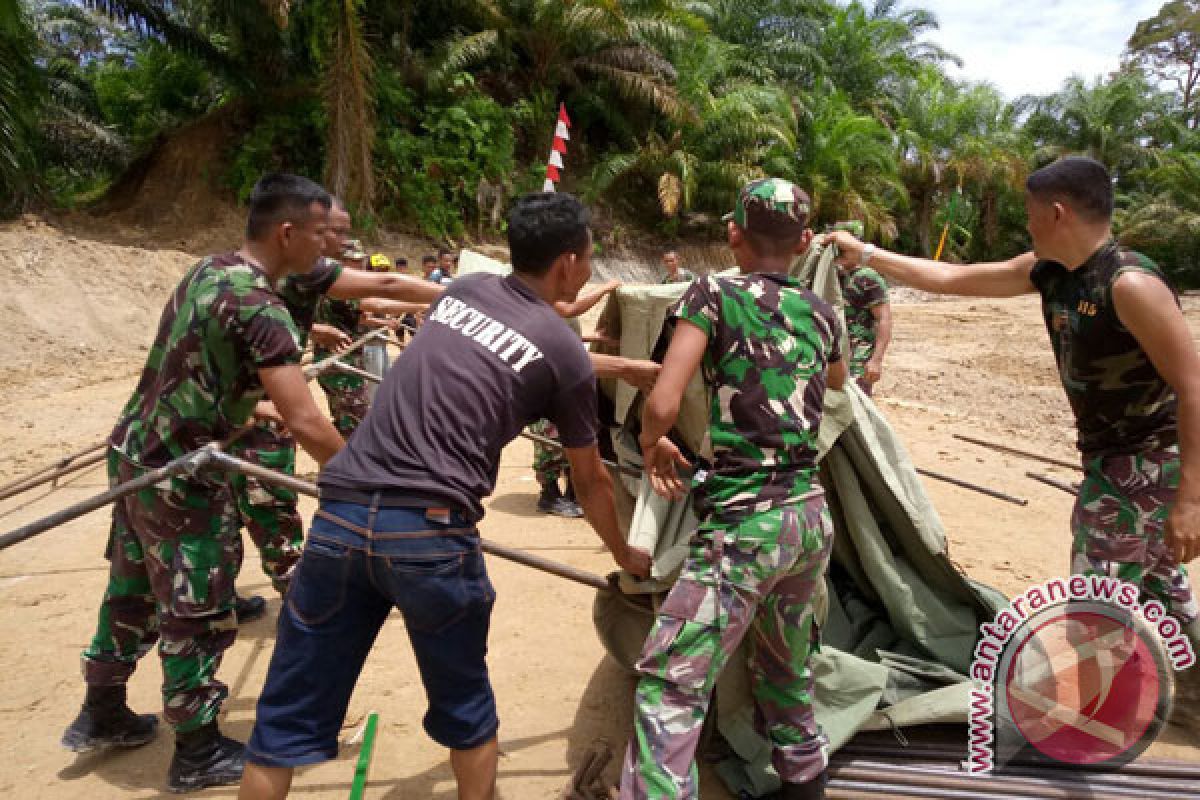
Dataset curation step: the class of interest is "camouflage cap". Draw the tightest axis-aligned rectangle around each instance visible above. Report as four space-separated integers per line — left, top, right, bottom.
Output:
831 220 864 238
723 177 811 238
368 252 393 272
342 238 368 260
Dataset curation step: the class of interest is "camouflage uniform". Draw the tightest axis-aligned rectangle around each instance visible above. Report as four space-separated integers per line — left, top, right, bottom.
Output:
1031 241 1198 638
621 179 843 799
839 266 888 394
314 294 370 436
82 253 303 733
531 418 569 487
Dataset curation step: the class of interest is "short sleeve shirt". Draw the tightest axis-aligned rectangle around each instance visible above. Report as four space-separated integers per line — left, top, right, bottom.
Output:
109 253 303 467
320 273 597 521
275 257 343 346
840 266 888 374
673 272 842 522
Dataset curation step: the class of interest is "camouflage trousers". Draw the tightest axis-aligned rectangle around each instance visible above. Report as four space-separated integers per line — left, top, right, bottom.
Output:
317 378 370 437
531 419 568 487
620 496 834 799
228 422 303 593
82 450 241 733
1071 445 1199 637
848 342 874 396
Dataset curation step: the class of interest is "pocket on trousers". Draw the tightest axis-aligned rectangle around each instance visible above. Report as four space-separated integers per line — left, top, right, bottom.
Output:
386 552 471 634
638 578 728 692
287 536 352 626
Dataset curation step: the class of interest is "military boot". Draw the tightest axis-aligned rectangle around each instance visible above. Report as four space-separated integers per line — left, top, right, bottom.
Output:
778 770 828 800
61 685 158 752
234 593 267 623
537 481 563 513
167 723 245 793
554 480 584 519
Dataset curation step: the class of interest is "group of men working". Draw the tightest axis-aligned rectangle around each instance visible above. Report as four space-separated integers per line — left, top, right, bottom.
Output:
51 154 1200 800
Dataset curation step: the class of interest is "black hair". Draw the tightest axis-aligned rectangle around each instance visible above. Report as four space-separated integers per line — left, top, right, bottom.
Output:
246 173 331 239
507 192 591 276
422 254 437 264
396 257 408 266
437 248 452 258
1026 156 1113 223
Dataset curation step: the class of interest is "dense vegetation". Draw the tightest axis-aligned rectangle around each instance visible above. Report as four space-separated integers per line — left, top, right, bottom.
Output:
5 0 1200 284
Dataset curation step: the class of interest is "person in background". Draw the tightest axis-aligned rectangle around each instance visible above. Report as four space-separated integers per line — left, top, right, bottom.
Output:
832 220 892 396
660 249 697 284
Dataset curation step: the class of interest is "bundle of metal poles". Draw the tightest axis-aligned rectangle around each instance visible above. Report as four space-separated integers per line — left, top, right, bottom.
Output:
825 738 1200 799
0 442 107 503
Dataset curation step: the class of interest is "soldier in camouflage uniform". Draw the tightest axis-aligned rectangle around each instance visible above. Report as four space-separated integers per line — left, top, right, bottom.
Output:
622 178 847 800
313 238 372 436
832 221 891 396
827 156 1200 731
62 174 348 793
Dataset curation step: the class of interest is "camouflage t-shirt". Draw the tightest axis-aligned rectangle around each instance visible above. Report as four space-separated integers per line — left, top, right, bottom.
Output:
276 257 344 347
839 266 888 376
672 272 843 522
1030 240 1178 458
110 253 304 467
314 292 367 391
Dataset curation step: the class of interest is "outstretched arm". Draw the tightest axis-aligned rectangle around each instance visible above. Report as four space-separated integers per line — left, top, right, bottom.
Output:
589 353 660 392
554 280 621 319
865 303 892 385
359 298 428 316
826 231 1038 298
327 268 443 304
1114 271 1200 565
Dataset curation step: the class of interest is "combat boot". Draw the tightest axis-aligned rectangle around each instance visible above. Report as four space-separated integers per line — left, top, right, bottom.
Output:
167 722 245 793
61 685 158 752
778 770 828 800
537 481 563 513
554 480 585 519
234 593 267 623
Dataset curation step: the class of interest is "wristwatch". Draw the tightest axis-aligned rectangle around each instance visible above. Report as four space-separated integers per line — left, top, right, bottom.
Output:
860 243 876 267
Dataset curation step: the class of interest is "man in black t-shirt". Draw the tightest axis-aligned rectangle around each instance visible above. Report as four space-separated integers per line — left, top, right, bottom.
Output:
238 193 652 800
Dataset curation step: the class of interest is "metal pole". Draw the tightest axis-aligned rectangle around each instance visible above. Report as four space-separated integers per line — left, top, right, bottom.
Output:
0 446 219 551
0 441 107 500
915 467 1028 506
328 360 382 384
954 433 1081 472
205 452 614 592
304 329 390 379
1025 471 1079 497
0 449 108 503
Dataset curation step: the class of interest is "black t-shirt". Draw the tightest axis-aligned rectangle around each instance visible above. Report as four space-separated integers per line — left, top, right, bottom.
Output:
319 273 597 521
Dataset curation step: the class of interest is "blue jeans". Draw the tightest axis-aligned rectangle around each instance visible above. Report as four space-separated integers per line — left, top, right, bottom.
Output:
245 498 497 768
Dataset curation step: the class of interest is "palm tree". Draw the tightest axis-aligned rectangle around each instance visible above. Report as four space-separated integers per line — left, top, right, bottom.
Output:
1 0 41 213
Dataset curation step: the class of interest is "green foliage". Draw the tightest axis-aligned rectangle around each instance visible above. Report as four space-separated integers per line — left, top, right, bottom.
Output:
226 99 326 203
376 82 515 239
1 0 42 214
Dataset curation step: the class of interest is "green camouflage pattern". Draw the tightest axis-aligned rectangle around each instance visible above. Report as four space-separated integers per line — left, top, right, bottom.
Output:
619 498 834 798
275 257 343 349
839 266 888 378
1031 241 1178 458
228 423 303 593
531 418 568 487
82 450 241 733
314 294 370 435
109 253 303 467
1071 445 1198 629
672 273 842 523
724 178 810 237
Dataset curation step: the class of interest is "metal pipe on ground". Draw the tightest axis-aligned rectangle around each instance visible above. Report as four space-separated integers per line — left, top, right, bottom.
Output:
0 441 108 501
953 433 1081 472
0 446 220 551
914 467 1028 506
0 449 108 503
1025 471 1080 497
205 452 613 592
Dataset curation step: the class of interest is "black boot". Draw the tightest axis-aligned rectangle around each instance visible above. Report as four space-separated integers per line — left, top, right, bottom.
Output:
554 479 584 519
167 723 245 793
778 770 828 800
61 685 158 753
234 593 267 623
537 481 562 513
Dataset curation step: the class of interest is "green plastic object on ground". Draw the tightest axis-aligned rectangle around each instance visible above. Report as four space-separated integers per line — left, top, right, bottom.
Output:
348 712 380 800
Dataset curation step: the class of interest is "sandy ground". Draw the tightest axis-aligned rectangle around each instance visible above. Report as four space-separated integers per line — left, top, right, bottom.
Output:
0 222 1198 798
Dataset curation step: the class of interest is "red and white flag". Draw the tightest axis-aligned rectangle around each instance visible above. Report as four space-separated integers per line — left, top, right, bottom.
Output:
543 104 570 192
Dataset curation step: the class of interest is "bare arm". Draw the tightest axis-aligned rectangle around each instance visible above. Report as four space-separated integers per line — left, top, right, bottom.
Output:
826 231 1038 298
259 365 345 466
565 445 651 578
309 323 351 351
554 280 621 318
360 298 428 316
327 268 443 304
1114 272 1200 565
864 303 892 385
639 320 708 499
589 353 660 392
